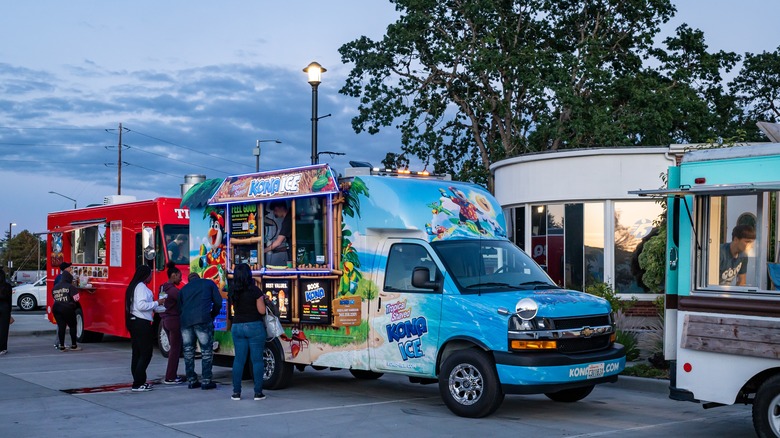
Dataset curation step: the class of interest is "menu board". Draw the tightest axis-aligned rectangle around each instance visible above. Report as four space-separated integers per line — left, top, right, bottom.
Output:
230 203 258 237
262 279 290 322
299 279 331 324
109 220 122 267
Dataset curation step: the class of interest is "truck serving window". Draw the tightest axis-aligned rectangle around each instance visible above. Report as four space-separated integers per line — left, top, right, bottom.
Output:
72 224 107 265
696 193 771 292
432 240 557 294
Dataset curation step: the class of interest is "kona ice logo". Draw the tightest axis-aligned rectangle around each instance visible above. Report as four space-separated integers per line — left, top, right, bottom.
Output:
386 299 412 322
386 316 428 361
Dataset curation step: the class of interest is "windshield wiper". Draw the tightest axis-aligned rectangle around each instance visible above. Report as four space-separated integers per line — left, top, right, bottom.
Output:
465 282 512 289
517 280 560 290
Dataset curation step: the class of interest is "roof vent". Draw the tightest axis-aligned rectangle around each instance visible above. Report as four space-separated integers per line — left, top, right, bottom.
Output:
103 195 137 205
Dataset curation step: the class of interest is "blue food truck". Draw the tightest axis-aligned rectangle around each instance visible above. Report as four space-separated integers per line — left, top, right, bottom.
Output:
178 164 624 417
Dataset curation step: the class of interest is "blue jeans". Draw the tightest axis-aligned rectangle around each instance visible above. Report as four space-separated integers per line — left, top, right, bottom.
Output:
182 322 214 384
231 320 266 395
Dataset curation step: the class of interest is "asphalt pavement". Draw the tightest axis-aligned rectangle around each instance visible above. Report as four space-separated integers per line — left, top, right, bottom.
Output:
0 312 753 438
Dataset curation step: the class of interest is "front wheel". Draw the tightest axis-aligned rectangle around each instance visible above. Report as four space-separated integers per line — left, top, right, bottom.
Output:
438 349 504 418
157 322 170 358
75 308 104 343
263 339 293 390
17 294 38 311
752 374 780 438
544 385 595 402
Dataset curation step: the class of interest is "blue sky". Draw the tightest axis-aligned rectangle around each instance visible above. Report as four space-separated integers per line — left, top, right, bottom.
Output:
1 0 779 235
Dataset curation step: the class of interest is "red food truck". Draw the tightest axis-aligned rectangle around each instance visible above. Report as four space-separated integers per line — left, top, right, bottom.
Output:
46 197 190 343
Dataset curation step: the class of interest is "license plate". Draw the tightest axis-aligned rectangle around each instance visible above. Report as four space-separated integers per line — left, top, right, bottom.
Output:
586 363 605 379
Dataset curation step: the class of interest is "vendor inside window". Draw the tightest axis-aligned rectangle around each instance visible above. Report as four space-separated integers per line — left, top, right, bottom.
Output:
264 200 292 266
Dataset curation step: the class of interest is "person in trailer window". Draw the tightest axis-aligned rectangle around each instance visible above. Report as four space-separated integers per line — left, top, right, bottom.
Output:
264 201 292 267
719 224 756 286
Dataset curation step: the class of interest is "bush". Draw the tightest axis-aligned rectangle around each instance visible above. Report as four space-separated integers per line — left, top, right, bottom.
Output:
585 282 635 313
616 329 640 362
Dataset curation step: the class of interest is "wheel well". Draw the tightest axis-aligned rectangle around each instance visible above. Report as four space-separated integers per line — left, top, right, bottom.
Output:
738 367 780 403
436 338 491 375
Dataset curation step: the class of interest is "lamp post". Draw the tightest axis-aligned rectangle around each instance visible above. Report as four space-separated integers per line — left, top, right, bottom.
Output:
303 61 327 165
48 191 77 209
8 222 15 240
254 139 282 172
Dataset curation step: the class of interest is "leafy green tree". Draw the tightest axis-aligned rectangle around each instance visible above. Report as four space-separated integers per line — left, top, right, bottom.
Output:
730 45 780 139
339 0 740 187
2 230 46 275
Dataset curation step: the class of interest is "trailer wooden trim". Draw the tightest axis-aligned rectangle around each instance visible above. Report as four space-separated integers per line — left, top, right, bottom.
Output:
681 313 780 359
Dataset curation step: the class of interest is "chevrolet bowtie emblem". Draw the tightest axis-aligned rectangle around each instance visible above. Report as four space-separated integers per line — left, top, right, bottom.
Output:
580 327 594 338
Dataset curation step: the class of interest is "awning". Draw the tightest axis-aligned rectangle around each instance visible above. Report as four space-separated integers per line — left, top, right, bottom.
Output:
48 220 106 234
629 181 780 197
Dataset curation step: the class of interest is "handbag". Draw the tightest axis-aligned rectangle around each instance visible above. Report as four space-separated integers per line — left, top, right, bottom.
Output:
264 312 284 340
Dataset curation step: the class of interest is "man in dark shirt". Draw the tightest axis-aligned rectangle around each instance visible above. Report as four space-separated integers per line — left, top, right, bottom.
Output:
167 235 185 264
179 272 223 389
719 224 756 286
264 201 292 267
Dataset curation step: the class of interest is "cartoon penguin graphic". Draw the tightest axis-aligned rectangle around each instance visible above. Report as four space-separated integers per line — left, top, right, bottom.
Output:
199 210 227 288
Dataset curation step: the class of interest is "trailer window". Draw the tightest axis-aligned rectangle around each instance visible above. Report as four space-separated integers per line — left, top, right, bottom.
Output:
294 197 329 268
697 194 767 291
71 224 106 265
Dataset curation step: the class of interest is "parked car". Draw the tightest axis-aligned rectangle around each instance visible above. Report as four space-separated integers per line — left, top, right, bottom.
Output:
12 276 47 311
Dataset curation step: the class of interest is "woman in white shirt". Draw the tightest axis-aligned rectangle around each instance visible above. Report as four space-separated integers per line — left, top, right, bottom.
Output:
124 265 164 392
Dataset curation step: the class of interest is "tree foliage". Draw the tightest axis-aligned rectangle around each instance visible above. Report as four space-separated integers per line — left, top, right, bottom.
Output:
1 230 46 275
339 0 745 187
730 45 780 138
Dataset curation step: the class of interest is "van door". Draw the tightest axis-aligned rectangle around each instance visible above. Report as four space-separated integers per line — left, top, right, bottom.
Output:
370 239 443 376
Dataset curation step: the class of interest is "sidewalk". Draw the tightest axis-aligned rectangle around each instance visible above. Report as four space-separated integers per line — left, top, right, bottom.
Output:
9 311 56 337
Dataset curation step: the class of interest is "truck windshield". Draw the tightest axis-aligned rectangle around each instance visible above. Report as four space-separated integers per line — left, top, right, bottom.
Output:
164 225 190 265
431 239 558 293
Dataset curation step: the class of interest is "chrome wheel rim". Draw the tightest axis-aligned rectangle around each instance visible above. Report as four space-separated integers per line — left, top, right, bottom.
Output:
159 328 170 353
769 392 780 436
19 296 35 310
448 363 483 406
263 346 275 380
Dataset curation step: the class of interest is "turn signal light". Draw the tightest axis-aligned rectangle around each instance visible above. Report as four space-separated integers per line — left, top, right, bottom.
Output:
610 333 616 343
511 340 557 350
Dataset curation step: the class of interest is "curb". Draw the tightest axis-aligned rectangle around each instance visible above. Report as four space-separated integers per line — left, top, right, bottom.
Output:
612 375 669 394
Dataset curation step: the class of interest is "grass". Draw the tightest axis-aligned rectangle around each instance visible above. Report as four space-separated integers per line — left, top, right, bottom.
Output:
621 363 669 379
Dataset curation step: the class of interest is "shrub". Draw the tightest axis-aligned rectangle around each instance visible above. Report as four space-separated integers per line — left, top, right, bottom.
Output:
616 329 640 362
585 281 636 313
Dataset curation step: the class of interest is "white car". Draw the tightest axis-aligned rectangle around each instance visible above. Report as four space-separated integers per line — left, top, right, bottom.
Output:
12 277 47 311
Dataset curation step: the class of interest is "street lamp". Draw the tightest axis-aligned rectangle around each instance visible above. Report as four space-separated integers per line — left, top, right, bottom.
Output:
304 61 327 165
48 191 77 209
254 139 282 172
8 223 15 239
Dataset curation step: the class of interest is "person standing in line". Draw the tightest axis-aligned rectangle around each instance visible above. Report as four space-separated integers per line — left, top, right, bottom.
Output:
179 271 222 390
52 262 73 348
52 269 81 352
160 262 185 384
228 263 268 401
124 265 165 392
0 269 13 356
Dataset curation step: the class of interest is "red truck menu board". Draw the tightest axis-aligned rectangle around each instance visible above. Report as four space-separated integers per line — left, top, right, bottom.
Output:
299 279 331 324
230 203 258 237
262 279 290 322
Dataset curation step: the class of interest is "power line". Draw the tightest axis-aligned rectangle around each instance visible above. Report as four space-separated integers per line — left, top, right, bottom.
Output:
121 143 233 175
0 126 106 131
124 127 253 169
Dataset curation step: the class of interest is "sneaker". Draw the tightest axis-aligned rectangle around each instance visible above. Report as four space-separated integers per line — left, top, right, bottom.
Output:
231 393 241 401
59 346 67 352
254 393 266 400
0 350 7 356
70 345 82 351
164 376 185 385
188 381 201 389
201 382 217 390
131 384 153 392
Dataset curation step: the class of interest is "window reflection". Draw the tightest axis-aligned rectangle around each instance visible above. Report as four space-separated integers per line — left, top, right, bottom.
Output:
614 201 663 294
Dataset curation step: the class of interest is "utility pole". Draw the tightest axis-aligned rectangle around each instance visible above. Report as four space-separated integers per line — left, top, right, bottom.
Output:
117 122 122 195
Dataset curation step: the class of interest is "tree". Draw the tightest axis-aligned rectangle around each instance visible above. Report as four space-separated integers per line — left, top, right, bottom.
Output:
339 0 740 187
1 230 46 275
730 45 780 139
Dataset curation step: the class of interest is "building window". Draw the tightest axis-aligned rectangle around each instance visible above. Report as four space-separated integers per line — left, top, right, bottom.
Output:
583 203 605 288
614 201 663 294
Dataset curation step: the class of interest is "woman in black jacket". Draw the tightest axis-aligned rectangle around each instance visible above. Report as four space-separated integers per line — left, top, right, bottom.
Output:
52 270 81 351
228 263 267 401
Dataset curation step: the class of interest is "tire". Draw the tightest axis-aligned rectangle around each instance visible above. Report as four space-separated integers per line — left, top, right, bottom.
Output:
752 374 780 438
350 369 384 380
544 385 595 402
157 322 170 358
262 339 294 390
438 349 504 418
75 308 104 343
17 294 38 311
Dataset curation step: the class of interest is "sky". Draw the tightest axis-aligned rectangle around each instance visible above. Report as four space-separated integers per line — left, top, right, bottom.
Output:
1 0 779 236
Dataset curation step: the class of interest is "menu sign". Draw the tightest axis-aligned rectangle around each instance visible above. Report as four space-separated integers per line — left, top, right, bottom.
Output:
299 279 331 324
262 279 290 322
332 295 361 327
230 203 258 237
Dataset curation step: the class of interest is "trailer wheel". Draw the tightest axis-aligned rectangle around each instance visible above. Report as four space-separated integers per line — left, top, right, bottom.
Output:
75 308 103 343
752 374 780 438
157 323 170 358
438 349 504 418
263 339 293 390
350 369 384 380
17 294 38 311
544 385 595 402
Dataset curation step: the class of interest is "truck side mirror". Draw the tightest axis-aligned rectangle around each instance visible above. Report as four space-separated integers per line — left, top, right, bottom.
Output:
142 226 156 261
411 267 441 291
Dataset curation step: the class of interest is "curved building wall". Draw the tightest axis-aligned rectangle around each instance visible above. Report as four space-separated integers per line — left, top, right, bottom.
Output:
491 147 675 298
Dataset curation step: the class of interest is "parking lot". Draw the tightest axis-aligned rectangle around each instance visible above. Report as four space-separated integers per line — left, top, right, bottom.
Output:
0 312 757 437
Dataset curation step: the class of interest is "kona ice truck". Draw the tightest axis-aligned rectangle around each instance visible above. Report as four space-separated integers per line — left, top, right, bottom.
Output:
179 164 625 417
631 144 780 438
